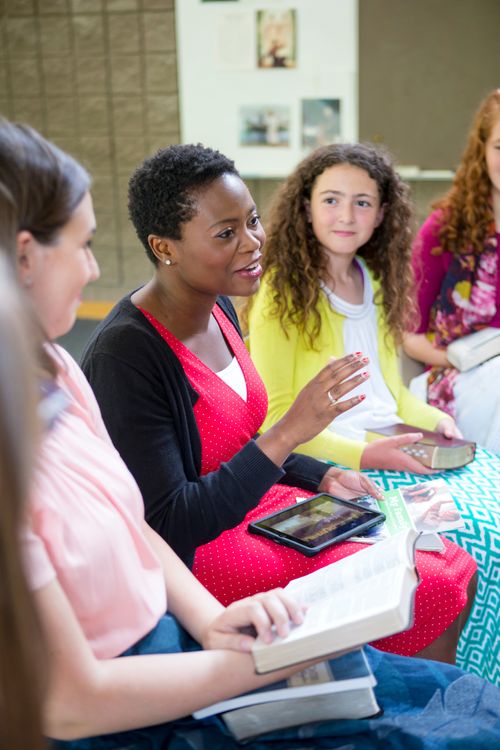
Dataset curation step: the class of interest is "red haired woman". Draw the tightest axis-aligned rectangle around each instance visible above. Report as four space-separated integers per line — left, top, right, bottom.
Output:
405 89 500 452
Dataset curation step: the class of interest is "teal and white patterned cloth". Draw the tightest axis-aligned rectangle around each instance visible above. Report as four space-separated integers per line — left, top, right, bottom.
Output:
364 445 500 685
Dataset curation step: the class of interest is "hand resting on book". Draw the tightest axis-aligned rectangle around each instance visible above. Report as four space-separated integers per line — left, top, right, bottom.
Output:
435 417 463 439
360 432 436 474
361 418 462 473
202 588 307 653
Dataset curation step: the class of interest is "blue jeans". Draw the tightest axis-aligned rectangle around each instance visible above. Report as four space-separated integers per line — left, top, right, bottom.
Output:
51 613 500 750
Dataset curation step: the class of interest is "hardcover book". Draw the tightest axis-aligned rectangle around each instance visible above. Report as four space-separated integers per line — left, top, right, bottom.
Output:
251 529 419 674
194 650 380 740
366 423 476 470
447 326 500 372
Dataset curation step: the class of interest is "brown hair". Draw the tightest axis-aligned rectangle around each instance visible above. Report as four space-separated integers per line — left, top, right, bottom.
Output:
0 255 46 749
0 119 91 377
433 89 500 255
0 121 94 747
245 142 415 348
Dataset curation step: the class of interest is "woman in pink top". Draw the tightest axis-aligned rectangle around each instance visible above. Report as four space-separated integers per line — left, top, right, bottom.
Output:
405 90 500 451
1 120 499 749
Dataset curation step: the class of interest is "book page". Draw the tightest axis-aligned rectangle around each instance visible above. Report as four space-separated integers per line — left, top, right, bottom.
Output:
280 566 408 641
252 530 418 668
284 529 414 606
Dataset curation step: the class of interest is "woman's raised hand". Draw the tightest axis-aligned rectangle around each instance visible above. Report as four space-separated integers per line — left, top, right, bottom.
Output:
202 589 306 653
283 353 368 443
257 353 369 467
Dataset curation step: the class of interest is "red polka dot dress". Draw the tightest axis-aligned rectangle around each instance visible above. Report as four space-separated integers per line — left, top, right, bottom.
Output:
143 304 477 657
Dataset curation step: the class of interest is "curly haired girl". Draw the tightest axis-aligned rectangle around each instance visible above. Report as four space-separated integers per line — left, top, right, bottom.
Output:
405 90 500 451
247 142 457 472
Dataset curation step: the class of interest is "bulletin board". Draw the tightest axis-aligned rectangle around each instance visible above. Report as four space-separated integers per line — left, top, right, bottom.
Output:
175 0 358 178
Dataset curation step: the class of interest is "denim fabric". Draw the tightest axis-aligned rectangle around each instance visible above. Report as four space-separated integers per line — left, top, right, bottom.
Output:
51 615 500 750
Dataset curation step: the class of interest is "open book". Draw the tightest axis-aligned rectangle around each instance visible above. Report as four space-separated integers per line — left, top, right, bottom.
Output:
252 529 419 674
366 423 475 470
194 650 380 740
352 479 464 552
447 326 500 372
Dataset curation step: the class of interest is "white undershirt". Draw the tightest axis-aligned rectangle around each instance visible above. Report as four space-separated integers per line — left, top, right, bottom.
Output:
321 259 401 441
216 356 248 401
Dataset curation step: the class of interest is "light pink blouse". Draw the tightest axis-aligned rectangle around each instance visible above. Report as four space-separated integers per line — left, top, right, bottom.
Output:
22 345 167 659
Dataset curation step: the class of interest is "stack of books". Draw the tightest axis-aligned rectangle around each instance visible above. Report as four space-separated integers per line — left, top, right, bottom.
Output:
194 530 419 740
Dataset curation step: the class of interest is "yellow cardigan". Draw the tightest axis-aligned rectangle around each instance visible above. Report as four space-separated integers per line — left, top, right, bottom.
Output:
248 271 445 470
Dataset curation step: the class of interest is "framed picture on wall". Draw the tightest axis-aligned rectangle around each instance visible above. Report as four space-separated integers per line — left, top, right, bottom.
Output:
302 99 341 148
256 10 296 69
177 0 358 177
239 105 290 147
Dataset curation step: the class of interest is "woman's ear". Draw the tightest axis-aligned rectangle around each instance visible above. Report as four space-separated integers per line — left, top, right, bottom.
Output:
16 230 36 288
148 234 177 267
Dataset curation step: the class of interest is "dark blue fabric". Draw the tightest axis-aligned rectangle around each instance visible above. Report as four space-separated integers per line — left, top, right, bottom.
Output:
51 614 500 750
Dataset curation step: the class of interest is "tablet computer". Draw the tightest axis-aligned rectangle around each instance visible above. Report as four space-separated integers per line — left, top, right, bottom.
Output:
248 493 385 556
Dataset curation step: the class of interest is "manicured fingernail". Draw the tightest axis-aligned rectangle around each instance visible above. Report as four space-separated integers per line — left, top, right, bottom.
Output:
359 394 366 401
361 371 369 378
361 357 369 364
354 351 363 356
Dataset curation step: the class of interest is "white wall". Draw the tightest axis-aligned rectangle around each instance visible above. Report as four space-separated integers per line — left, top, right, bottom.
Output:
176 0 358 177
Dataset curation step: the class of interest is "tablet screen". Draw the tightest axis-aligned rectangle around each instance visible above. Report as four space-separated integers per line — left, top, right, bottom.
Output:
252 494 382 549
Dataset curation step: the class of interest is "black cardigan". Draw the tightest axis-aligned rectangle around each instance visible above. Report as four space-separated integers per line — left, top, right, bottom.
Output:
81 294 328 565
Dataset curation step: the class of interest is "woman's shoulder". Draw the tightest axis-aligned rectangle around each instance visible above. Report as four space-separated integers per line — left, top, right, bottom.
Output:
86 293 148 343
51 343 90 392
49 344 107 429
81 292 172 366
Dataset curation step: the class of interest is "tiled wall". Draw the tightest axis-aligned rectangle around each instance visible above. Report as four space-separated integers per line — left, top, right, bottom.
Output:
0 0 179 301
0 1 451 304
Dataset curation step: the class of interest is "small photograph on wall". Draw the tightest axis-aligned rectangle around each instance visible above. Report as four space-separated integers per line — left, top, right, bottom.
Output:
302 99 341 149
257 10 296 69
239 105 290 147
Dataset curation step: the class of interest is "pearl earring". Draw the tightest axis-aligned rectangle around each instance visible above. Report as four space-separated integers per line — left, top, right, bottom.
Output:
164 258 172 266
